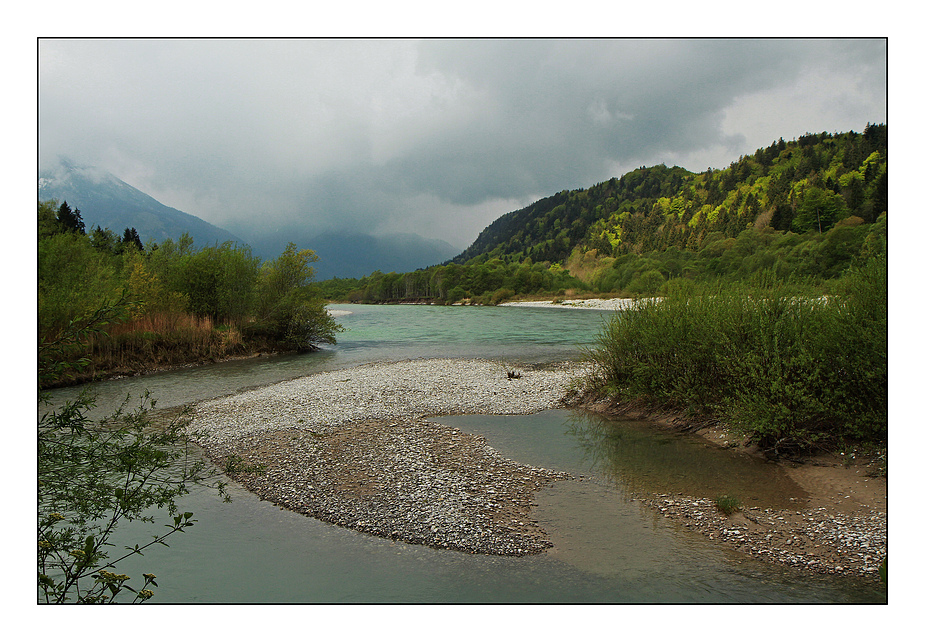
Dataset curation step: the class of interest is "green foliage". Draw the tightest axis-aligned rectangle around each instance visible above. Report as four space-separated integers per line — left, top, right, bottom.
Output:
584 214 886 294
716 495 741 515
626 268 665 295
248 243 342 350
457 164 694 265
56 201 86 235
38 296 132 389
583 251 886 455
169 242 261 325
38 304 227 603
39 206 342 383
326 257 583 304
89 225 121 254
450 127 885 267
38 199 62 237
315 127 885 304
791 186 849 233
121 227 144 252
38 232 125 336
490 288 516 305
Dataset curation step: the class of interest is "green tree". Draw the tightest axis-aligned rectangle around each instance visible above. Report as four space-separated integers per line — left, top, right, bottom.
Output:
38 231 123 335
39 199 61 238
124 253 190 320
175 243 260 325
120 227 143 253
89 226 120 254
792 187 848 233
57 201 86 235
146 233 196 292
253 243 342 350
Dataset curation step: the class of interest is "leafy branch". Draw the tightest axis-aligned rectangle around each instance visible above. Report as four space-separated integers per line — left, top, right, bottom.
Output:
38 301 228 603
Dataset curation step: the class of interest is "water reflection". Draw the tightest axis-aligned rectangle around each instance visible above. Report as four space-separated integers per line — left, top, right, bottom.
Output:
564 410 808 509
433 410 880 602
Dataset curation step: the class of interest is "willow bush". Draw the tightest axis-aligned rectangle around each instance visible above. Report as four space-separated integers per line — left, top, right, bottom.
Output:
584 254 886 454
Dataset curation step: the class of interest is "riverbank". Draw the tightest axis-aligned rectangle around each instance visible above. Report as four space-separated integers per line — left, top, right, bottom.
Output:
187 357 885 578
582 399 886 578
188 358 587 556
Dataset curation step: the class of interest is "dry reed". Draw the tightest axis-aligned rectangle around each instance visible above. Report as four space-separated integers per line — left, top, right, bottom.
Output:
46 311 251 387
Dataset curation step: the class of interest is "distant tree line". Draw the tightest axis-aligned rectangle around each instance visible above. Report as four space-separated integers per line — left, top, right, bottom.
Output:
317 257 584 304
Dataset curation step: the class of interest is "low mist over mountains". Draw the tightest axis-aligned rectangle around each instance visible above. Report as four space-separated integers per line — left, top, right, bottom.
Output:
39 159 247 249
256 231 461 281
38 159 461 279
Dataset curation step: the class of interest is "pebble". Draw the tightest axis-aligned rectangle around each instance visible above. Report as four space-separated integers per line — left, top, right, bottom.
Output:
639 493 886 578
186 357 886 576
187 358 585 556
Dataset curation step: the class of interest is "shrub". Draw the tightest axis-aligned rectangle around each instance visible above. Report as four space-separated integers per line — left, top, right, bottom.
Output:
716 495 741 515
38 303 227 602
583 254 886 454
490 288 516 305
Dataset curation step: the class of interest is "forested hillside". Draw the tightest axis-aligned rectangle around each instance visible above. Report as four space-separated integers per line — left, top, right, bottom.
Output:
320 125 886 303
453 164 691 264
459 125 886 264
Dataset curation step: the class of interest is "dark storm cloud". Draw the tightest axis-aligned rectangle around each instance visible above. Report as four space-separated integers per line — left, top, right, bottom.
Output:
38 38 886 247
386 38 882 205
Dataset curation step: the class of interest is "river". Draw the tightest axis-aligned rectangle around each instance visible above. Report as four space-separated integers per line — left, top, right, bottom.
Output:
42 304 886 603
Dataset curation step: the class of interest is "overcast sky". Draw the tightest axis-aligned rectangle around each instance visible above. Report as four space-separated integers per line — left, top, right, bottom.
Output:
38 38 886 248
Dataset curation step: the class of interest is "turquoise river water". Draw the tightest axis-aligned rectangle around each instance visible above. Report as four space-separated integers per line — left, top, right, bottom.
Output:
42 304 886 603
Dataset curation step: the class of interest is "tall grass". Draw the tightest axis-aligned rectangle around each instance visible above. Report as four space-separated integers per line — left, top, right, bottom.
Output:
584 255 886 454
45 311 248 387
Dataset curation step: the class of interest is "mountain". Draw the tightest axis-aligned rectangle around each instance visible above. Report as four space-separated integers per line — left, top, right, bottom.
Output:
450 124 887 266
38 158 246 249
451 164 692 265
38 159 461 276
332 125 887 304
259 230 461 280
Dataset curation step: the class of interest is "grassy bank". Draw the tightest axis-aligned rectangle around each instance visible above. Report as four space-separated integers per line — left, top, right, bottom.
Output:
582 255 886 456
41 311 271 388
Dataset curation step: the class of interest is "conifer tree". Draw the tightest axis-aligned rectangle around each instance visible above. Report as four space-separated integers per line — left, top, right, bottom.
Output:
56 201 85 235
121 227 144 252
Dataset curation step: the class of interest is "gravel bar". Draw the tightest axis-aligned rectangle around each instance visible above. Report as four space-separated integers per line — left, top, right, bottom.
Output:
188 358 588 555
186 356 885 575
640 494 886 578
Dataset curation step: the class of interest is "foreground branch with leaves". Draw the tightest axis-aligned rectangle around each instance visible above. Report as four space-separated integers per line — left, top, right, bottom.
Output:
38 303 227 603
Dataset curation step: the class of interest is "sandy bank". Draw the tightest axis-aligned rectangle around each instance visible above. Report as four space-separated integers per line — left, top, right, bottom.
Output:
498 298 641 310
581 400 886 578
